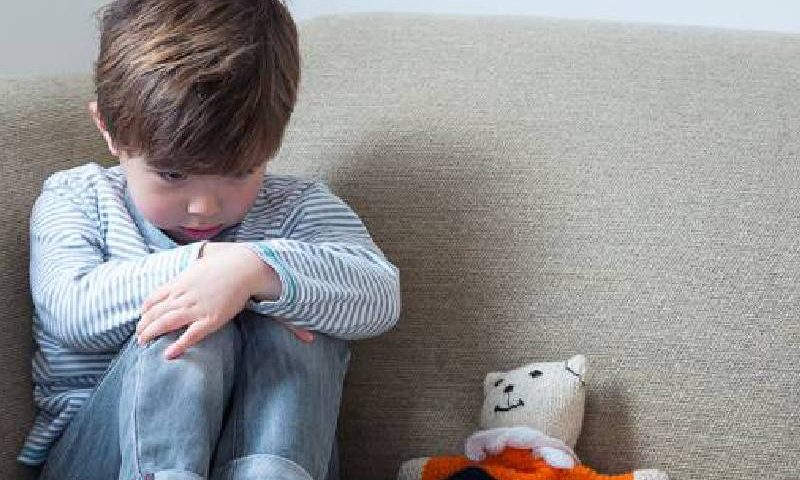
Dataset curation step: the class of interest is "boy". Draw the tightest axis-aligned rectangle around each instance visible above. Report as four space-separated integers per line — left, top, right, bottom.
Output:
17 1 401 479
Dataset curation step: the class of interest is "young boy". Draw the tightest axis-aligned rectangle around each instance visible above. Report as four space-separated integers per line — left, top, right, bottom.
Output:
17 1 401 479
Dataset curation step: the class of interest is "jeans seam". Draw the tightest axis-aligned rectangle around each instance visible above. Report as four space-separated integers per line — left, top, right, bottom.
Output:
232 335 244 480
133 344 145 478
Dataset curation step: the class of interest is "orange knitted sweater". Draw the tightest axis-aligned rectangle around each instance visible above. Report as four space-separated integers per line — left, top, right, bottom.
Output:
422 448 635 480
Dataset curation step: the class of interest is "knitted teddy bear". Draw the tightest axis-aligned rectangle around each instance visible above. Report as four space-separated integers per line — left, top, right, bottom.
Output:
397 355 668 480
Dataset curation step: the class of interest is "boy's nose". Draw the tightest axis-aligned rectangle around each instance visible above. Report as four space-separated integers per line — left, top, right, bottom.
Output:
187 196 222 216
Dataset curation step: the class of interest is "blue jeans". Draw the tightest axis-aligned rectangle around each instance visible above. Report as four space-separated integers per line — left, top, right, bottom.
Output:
37 310 351 480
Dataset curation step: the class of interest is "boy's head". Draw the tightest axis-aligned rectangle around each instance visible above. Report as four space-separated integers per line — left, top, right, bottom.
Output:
89 0 300 244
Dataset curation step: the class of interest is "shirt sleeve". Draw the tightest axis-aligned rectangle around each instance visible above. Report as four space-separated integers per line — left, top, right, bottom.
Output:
29 183 206 352
239 182 401 340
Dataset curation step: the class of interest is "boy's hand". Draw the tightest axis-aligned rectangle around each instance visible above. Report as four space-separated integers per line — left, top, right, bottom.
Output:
204 243 315 345
136 242 313 359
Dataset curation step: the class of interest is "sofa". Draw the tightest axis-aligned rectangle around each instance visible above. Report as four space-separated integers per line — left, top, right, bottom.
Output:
2 13 798 480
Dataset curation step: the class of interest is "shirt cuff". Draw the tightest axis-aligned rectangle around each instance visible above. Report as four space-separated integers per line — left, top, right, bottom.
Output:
238 242 297 315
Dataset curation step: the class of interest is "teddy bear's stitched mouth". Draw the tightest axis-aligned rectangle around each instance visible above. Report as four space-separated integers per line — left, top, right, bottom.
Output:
494 398 524 412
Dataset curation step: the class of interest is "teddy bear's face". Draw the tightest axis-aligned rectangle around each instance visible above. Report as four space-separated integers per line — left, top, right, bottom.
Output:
480 354 588 448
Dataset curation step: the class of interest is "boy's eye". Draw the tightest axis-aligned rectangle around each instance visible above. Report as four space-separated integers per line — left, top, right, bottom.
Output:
232 168 257 179
157 171 187 182
225 171 257 182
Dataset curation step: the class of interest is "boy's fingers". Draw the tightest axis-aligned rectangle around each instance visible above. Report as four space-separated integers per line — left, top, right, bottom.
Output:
274 319 311 342
136 313 153 335
138 309 189 345
285 324 314 343
165 322 210 360
137 292 189 335
293 329 314 343
141 287 170 315
138 297 170 333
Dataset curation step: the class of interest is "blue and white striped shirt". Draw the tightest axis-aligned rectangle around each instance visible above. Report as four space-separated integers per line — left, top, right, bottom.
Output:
18 162 401 466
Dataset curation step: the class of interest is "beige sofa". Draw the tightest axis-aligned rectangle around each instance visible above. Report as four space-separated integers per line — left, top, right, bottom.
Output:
2 13 798 480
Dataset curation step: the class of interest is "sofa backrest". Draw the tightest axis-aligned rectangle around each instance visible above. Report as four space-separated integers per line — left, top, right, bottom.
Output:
1 74 111 479
274 14 800 480
1 14 799 480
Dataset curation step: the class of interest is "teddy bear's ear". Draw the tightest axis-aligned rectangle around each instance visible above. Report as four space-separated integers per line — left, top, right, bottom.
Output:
483 372 503 393
566 354 590 383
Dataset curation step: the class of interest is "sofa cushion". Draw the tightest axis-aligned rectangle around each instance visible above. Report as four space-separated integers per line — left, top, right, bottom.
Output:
2 13 799 480
269 14 800 480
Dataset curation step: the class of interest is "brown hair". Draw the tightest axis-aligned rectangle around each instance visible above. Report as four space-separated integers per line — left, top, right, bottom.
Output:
93 0 300 175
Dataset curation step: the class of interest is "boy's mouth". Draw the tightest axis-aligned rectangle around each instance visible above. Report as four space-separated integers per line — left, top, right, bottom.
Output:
181 225 223 239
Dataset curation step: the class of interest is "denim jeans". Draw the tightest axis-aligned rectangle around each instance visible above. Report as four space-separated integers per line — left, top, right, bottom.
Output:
38 310 351 480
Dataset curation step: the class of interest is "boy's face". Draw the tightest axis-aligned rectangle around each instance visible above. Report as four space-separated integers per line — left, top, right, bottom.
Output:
89 102 265 245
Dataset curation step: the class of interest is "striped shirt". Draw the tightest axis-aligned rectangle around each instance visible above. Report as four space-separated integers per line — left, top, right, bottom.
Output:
17 162 401 466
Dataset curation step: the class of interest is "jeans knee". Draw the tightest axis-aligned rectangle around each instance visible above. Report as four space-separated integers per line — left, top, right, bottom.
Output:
238 311 350 376
200 319 241 354
142 320 241 372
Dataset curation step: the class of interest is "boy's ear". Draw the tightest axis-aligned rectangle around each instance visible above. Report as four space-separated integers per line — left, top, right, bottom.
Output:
88 101 120 157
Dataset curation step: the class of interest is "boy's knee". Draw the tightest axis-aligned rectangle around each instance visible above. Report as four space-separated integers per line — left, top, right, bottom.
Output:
237 311 350 371
200 319 242 353
139 320 241 368
282 331 350 379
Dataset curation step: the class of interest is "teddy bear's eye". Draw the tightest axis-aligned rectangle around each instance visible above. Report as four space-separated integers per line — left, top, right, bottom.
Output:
530 370 543 378
494 379 504 387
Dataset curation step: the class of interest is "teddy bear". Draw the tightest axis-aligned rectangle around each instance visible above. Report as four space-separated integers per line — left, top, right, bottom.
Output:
397 355 669 480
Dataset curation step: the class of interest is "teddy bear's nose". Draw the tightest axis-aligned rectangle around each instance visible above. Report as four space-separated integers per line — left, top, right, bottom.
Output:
503 384 514 393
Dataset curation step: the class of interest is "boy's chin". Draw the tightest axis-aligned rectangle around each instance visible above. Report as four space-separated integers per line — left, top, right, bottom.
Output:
160 228 189 244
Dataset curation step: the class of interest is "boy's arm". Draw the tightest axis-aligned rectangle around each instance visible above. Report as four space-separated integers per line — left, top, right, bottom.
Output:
30 185 205 352
238 182 401 340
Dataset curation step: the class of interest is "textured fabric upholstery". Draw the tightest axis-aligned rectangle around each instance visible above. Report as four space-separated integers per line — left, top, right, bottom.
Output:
1 14 798 479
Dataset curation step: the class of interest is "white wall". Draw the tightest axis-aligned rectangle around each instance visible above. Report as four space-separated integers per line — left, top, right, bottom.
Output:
290 0 800 33
1 1 798 76
1 0 102 76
